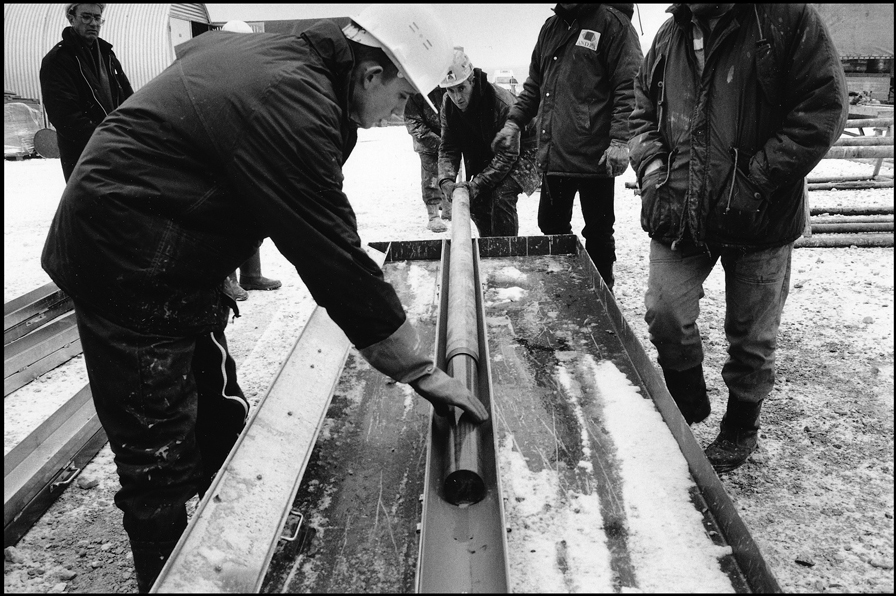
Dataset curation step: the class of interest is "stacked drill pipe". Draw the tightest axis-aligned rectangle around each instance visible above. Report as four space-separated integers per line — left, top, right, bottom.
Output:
442 184 486 506
824 120 894 160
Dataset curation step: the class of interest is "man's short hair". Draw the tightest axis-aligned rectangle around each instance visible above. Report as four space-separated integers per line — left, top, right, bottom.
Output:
66 4 106 17
346 39 400 82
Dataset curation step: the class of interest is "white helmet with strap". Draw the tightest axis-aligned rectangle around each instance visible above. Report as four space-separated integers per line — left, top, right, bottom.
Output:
439 47 473 88
343 4 453 113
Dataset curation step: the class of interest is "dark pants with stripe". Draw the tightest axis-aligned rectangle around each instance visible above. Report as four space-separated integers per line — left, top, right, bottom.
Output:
72 301 249 590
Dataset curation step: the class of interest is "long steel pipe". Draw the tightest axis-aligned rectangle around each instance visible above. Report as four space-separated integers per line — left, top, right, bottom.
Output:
442 185 486 506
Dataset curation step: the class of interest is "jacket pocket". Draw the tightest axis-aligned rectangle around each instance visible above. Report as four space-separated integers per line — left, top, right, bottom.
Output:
638 150 679 238
711 149 771 239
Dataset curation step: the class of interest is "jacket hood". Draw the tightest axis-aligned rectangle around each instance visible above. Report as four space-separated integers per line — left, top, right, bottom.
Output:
554 4 634 20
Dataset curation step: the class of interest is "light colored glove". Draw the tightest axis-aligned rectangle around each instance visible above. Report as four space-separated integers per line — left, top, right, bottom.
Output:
491 121 521 154
358 318 489 423
598 139 630 177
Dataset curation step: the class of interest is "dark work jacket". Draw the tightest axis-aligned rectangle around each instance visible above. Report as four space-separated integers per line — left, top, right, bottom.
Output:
438 69 540 196
404 87 447 154
629 4 848 249
507 4 642 177
40 27 133 179
41 22 406 348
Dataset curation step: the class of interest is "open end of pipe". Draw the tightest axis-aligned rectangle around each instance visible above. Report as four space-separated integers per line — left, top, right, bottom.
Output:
443 470 487 506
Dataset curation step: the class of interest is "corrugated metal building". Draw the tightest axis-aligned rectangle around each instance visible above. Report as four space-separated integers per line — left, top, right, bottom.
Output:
4 3 212 122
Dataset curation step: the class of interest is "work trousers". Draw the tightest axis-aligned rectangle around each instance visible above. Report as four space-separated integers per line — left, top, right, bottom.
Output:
644 239 793 426
72 301 249 546
418 151 442 207
471 176 522 237
538 175 616 265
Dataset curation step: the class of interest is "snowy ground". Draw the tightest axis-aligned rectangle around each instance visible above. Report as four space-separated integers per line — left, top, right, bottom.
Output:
4 125 894 593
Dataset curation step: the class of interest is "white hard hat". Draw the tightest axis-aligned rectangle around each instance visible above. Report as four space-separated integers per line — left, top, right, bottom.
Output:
343 4 453 113
222 20 252 33
439 47 473 88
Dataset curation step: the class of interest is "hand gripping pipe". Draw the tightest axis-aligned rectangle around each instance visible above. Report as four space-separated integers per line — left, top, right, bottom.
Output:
443 184 486 506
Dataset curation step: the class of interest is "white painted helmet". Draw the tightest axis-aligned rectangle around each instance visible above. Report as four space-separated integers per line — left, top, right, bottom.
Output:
222 20 252 33
439 47 473 88
343 4 453 113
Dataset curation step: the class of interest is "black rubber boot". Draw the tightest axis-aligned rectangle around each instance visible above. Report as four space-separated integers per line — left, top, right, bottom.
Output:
661 364 711 424
239 250 281 291
131 538 179 593
594 260 615 293
704 399 763 473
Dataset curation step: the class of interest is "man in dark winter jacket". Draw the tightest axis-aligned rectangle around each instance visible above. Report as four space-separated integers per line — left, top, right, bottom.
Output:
404 86 450 232
492 4 642 290
41 5 487 592
438 48 540 237
629 4 848 472
39 3 133 181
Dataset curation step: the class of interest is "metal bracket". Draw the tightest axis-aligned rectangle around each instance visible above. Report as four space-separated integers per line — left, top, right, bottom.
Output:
49 461 81 492
279 507 304 543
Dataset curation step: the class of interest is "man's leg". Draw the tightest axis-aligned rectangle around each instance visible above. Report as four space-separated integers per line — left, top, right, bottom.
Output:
239 246 281 291
537 175 575 236
420 152 446 232
487 177 522 237
578 177 617 291
705 243 793 472
72 303 208 592
644 239 717 424
193 329 250 494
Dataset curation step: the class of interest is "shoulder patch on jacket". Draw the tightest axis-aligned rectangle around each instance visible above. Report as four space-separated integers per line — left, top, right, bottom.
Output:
576 29 601 51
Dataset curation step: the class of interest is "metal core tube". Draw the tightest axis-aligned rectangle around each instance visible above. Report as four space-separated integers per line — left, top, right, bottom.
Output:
442 185 486 506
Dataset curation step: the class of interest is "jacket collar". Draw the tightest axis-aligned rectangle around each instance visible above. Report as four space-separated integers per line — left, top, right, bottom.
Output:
301 20 356 122
62 26 112 55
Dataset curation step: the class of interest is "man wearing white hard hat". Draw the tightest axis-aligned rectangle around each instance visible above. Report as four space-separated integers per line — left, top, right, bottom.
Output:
438 48 540 237
41 5 486 592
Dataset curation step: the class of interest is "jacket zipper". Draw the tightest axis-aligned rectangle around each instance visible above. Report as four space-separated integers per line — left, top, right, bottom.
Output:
75 56 109 117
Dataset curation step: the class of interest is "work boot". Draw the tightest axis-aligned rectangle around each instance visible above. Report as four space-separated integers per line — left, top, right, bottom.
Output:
224 272 248 301
441 197 452 221
704 427 758 473
661 364 711 424
131 538 179 593
426 203 447 233
239 250 281 291
704 399 763 472
594 260 615 293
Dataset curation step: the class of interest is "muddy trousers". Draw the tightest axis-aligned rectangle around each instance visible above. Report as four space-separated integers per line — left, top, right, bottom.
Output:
71 302 249 592
644 239 793 431
470 176 522 237
418 151 443 207
539 175 616 288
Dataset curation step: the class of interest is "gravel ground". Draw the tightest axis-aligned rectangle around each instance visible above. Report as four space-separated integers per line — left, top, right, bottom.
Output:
3 131 894 593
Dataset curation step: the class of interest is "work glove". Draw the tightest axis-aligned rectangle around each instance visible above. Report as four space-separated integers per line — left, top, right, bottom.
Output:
598 139 630 177
358 318 489 424
439 179 457 203
491 121 521 154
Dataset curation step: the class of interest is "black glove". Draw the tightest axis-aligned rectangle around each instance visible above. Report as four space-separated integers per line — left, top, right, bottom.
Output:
358 319 489 423
439 179 457 202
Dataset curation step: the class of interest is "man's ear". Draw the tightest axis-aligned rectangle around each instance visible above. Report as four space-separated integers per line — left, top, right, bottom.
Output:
360 63 385 89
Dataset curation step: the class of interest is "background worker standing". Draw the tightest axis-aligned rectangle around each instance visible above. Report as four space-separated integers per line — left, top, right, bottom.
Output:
39 3 133 181
404 86 451 233
41 5 488 591
218 19 282 301
492 3 642 290
438 48 540 238
628 3 848 471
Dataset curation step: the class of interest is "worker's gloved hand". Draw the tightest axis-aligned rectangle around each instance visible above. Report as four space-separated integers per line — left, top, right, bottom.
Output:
410 368 489 422
439 179 457 202
464 178 481 201
358 319 489 424
598 139 630 177
491 121 521 154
